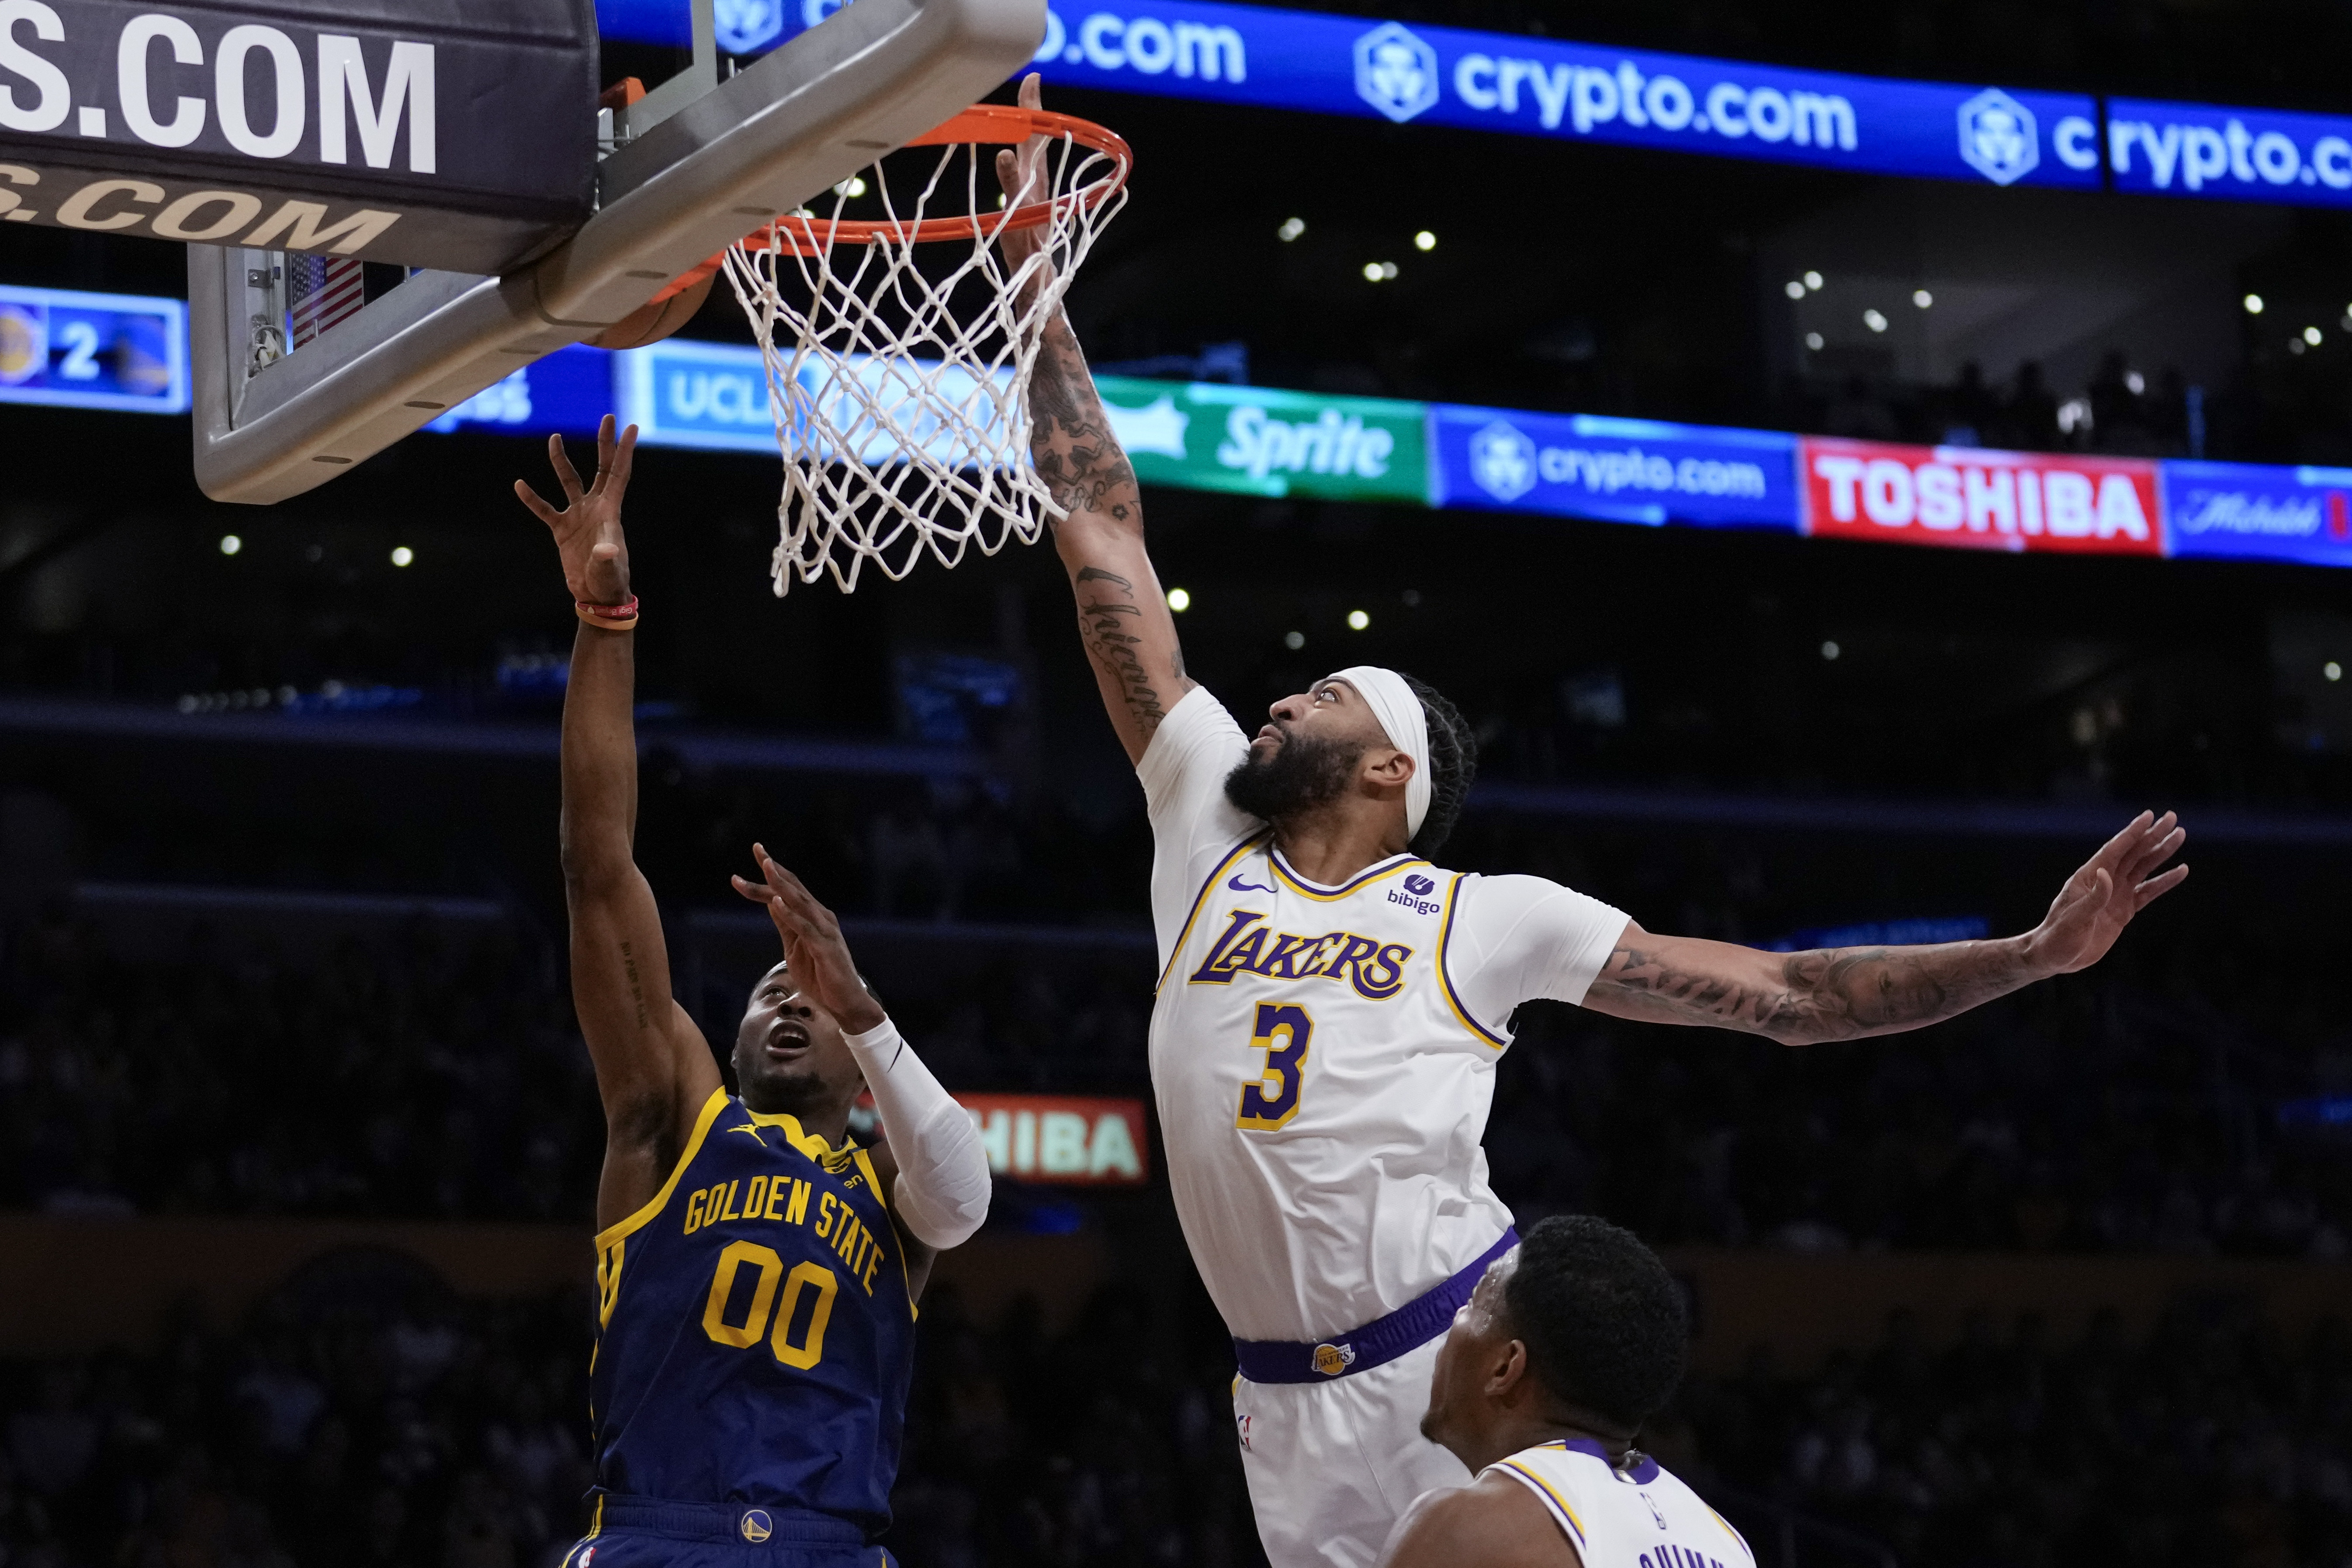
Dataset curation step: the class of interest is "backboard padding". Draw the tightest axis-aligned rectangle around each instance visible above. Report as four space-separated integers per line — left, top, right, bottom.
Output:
192 0 1047 504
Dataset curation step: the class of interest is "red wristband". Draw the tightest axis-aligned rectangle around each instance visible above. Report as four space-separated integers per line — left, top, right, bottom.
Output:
576 594 640 630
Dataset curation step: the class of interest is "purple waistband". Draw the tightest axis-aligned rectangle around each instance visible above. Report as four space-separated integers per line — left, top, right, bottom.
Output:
1232 1228 1518 1385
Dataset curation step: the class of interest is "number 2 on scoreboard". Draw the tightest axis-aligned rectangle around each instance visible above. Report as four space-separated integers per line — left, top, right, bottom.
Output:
1237 1001 1312 1131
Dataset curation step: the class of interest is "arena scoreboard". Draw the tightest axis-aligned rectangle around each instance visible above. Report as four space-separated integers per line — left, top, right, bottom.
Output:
0 281 185 411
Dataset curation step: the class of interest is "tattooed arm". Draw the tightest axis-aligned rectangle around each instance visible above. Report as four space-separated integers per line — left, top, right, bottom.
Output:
998 75 1196 765
1581 812 2188 1044
519 417 723 1232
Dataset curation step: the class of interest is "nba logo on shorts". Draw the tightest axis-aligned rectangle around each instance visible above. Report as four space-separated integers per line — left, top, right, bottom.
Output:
741 1509 774 1543
715 0 788 55
1312 1342 1358 1377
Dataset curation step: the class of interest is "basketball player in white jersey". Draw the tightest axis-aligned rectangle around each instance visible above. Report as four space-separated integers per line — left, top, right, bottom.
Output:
996 74 2188 1568
1380 1215 1747 1568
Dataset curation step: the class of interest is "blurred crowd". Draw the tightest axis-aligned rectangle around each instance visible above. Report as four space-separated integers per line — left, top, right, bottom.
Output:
3 876 2346 1256
1791 352 2333 466
3 1271 2346 1568
1671 1299 2352 1568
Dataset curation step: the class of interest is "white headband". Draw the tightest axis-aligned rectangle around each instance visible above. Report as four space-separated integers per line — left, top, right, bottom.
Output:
1331 665 1432 841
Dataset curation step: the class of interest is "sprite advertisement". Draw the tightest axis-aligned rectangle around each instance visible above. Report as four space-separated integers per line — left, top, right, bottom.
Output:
1095 375 1431 504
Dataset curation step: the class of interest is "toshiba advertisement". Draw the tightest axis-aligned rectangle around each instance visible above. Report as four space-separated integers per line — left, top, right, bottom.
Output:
1799 438 2164 557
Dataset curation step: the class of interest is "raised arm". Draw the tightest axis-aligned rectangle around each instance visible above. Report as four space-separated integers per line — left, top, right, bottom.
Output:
518 417 722 1231
998 74 1195 764
1582 811 2187 1045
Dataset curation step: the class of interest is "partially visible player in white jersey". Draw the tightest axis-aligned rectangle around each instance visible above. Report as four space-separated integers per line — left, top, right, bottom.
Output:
1380 1215 1749 1568
994 73 2189 1568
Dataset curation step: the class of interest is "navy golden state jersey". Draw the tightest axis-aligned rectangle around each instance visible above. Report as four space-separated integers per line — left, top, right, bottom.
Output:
589 1088 917 1539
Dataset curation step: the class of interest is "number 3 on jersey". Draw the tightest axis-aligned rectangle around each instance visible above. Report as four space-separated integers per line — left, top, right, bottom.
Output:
1237 1002 1312 1131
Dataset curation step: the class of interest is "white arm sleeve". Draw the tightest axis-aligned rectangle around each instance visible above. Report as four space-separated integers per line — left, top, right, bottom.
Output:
844 1018 991 1251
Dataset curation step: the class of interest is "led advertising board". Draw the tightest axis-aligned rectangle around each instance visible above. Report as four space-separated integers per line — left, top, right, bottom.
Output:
620 0 2101 191
0 281 185 411
2162 460 2352 568
0 0 596 271
958 1094 1150 1184
2107 98 2352 209
1800 439 2165 558
1429 405 1799 530
1097 376 1429 503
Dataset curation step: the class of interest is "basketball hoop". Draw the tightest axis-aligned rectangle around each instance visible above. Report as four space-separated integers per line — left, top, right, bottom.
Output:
691 104 1131 595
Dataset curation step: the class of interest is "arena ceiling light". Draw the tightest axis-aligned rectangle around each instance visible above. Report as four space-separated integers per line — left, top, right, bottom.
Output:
1277 216 1306 241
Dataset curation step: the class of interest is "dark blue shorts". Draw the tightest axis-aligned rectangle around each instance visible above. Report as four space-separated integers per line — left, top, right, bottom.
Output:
559 1497 894 1568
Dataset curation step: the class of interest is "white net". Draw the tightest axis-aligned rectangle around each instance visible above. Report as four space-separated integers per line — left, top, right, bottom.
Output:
720 114 1129 595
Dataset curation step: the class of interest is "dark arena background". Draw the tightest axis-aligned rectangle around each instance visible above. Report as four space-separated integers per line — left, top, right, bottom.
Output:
5 0 2352 1565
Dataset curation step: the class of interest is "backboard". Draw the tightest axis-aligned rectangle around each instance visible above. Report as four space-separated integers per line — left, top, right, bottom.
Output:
183 0 1047 503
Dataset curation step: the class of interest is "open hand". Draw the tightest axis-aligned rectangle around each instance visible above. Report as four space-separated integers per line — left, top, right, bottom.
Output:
2022 811 2189 976
729 844 885 1034
992 73 1055 297
515 414 638 606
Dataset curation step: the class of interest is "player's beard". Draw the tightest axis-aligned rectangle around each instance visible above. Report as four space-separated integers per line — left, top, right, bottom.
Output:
1223 725 1365 824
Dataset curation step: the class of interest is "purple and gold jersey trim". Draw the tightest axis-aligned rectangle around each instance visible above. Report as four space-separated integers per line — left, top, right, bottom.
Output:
1155 833 1271 994
1268 846 1428 902
1494 1460 1588 1546
1437 873 1510 1049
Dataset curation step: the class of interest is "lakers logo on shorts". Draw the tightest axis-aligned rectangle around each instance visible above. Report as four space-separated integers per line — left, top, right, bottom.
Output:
741 1509 773 1542
1311 1342 1358 1377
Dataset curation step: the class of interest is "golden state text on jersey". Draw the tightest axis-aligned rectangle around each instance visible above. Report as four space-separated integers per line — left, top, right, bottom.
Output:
587 1088 917 1539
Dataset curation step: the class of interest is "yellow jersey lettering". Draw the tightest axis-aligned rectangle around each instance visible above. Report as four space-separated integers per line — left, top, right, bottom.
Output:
684 1188 707 1235
719 1180 742 1222
815 1191 837 1238
829 1213 863 1267
785 1178 810 1226
861 1246 882 1296
745 1174 768 1216
763 1177 790 1222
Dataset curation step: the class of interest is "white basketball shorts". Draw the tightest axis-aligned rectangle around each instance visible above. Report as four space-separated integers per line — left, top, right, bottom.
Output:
1230 1335 1471 1568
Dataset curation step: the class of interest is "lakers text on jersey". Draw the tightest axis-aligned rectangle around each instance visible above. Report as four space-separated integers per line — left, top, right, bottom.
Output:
1148 834 1514 1342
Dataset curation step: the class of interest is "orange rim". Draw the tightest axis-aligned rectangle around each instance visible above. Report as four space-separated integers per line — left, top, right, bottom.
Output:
648 104 1130 302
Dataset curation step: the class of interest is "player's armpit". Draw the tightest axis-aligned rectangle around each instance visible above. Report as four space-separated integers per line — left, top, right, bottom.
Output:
1580 919 2038 1046
1376 1475 1580 1568
565 862 723 1230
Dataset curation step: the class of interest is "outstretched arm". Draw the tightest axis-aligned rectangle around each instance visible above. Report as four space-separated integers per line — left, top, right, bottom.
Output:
1582 812 2187 1045
519 417 722 1231
998 74 1195 765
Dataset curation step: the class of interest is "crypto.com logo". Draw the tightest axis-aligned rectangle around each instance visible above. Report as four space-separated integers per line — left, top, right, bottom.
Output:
1958 88 2040 186
1354 23 1439 124
1468 422 1538 502
715 0 787 52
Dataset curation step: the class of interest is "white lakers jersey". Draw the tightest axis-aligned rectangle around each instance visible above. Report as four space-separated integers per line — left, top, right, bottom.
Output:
1138 688 1628 1343
1488 1440 1754 1568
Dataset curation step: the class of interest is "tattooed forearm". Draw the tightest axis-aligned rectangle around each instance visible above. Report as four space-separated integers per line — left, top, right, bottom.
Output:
1074 566 1169 729
1594 937 2036 1045
1027 312 1142 529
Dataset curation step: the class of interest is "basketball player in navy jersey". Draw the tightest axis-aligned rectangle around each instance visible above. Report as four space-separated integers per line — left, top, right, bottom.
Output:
516 416 993 1567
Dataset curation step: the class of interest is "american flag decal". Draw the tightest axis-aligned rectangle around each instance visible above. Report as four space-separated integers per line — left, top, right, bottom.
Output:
287 255 366 348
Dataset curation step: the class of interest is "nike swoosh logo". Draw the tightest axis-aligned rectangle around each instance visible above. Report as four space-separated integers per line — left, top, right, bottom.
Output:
1229 875 1275 894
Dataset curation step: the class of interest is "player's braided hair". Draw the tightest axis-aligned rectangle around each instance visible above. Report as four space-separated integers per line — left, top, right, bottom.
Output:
1400 673 1476 858
1504 1215 1688 1435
